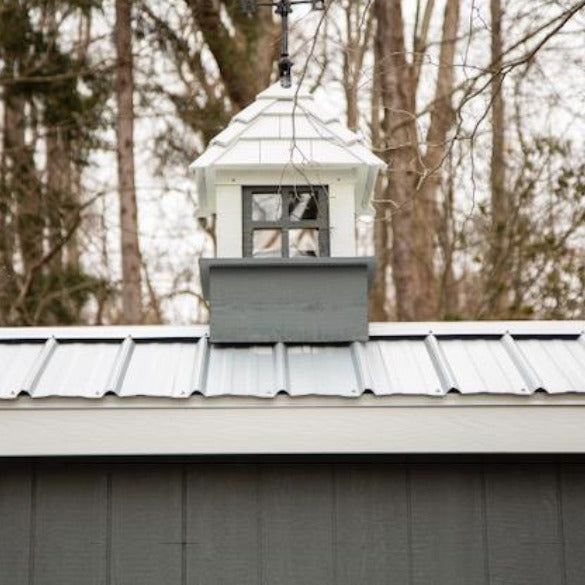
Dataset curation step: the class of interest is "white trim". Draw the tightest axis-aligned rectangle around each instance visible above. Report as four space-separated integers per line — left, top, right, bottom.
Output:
2 395 585 455
329 183 356 256
216 184 243 257
0 321 582 342
368 320 585 337
0 325 209 341
215 168 357 186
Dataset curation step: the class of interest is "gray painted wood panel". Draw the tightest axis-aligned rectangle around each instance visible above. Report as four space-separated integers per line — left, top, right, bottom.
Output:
186 464 260 585
201 258 374 342
409 464 486 585
111 464 182 585
34 465 107 585
0 463 31 585
1 460 585 585
560 463 585 585
261 465 335 585
485 463 564 585
334 464 409 585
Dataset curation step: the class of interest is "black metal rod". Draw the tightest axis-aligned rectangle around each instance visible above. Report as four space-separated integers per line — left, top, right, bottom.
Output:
245 0 321 87
276 1 293 87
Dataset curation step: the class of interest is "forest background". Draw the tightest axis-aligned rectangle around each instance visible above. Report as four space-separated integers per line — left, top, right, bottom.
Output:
0 0 584 326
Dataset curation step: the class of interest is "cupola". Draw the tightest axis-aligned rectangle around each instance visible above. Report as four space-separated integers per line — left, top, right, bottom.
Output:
193 82 386 343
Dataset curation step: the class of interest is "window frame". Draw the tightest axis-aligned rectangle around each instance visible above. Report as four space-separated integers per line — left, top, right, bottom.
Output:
242 185 330 258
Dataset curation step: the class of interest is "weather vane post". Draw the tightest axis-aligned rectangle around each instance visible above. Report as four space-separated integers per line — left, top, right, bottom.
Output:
241 0 325 88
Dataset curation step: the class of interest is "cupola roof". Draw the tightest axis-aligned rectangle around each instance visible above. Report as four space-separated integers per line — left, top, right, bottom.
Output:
191 82 386 214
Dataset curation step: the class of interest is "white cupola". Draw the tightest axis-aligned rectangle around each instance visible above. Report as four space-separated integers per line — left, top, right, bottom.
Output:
191 82 385 259
193 82 386 343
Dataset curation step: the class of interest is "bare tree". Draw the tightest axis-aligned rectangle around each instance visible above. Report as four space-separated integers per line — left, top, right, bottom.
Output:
374 0 460 320
116 0 142 323
340 0 374 131
485 0 509 316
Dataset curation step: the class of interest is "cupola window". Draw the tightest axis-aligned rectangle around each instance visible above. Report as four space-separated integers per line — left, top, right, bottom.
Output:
243 186 330 258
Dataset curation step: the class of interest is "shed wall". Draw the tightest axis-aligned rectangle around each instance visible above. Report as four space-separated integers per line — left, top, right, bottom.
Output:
1 459 584 585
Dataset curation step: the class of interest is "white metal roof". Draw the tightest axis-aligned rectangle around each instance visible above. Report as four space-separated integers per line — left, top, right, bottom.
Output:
190 82 386 214
1 321 585 400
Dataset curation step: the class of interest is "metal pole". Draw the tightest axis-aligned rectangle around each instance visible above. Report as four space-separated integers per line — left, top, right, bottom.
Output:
276 0 293 87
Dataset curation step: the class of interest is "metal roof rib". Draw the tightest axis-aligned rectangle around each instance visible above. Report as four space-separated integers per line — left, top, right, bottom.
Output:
350 341 372 393
103 336 134 397
501 333 543 393
21 336 58 396
190 335 209 395
273 342 288 395
424 333 458 394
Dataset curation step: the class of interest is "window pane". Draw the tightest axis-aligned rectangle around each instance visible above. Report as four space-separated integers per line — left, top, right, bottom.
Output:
289 228 319 257
252 193 282 221
289 191 318 221
253 229 282 257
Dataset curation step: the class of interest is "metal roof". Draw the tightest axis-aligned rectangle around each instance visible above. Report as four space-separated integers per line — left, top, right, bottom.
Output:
1 321 585 399
190 82 386 214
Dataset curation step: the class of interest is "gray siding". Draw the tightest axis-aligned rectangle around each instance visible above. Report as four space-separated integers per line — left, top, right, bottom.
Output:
200 258 374 343
1 461 584 584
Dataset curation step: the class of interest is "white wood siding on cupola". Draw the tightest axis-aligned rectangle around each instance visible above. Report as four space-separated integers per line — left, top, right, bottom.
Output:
191 82 385 258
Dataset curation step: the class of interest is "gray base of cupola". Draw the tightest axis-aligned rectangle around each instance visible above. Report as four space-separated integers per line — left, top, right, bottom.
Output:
200 257 375 343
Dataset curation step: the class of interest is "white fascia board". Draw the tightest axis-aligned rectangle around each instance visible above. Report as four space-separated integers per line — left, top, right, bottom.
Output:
215 168 357 185
368 320 585 337
2 395 585 456
0 325 209 341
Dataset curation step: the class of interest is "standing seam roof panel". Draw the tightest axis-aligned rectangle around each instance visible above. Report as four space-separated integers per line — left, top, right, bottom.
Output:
515 339 585 393
368 340 443 395
34 343 119 398
438 339 527 394
0 343 44 398
2 323 585 399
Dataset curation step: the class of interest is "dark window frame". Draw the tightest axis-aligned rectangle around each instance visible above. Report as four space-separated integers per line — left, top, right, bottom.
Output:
242 185 330 257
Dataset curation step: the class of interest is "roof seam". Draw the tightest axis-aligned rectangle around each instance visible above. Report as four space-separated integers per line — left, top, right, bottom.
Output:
424 333 457 394
21 336 58 396
501 333 543 393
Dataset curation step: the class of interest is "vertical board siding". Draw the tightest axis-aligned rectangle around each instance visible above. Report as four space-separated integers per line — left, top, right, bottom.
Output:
1 461 585 584
260 465 335 585
34 465 107 585
559 463 585 585
485 463 564 585
409 464 486 585
186 464 260 585
110 464 183 585
334 464 409 585
0 463 31 585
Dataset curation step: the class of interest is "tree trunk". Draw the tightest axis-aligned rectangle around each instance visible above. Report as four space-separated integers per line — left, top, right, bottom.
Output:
416 0 460 319
190 0 278 111
5 89 44 276
368 25 388 320
46 128 72 271
373 0 461 321
375 0 420 321
0 99 17 324
487 0 509 317
115 0 142 323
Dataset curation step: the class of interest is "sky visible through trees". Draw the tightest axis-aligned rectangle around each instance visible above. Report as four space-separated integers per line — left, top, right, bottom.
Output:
0 0 584 325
